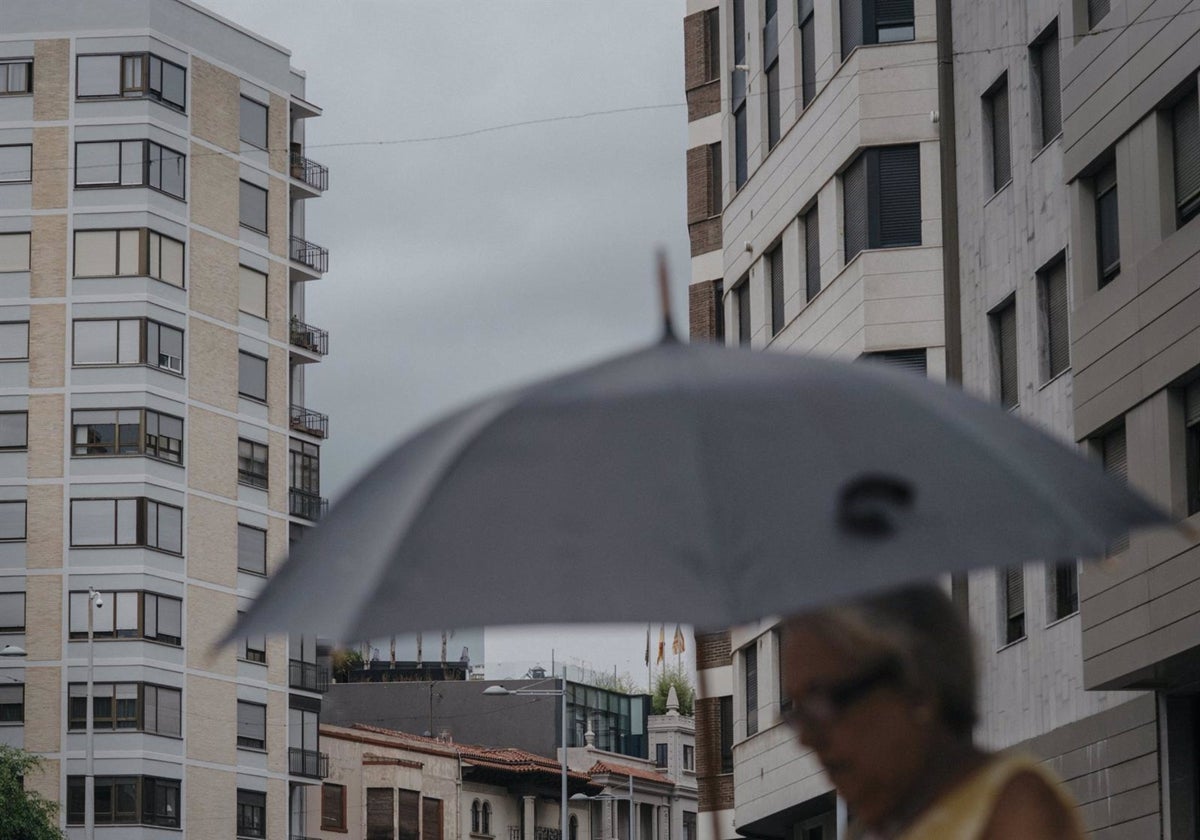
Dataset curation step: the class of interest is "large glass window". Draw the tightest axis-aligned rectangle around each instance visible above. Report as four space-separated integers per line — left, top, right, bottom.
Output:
72 318 183 375
74 140 185 200
68 589 182 645
0 60 31 96
69 498 182 555
238 352 268 401
238 438 269 489
67 775 180 827
238 524 267 575
290 438 321 494
240 97 269 149
76 53 186 110
239 180 268 233
843 145 922 263
237 789 267 838
74 228 186 286
0 145 31 183
841 0 913 58
68 682 180 736
72 408 182 464
0 233 30 272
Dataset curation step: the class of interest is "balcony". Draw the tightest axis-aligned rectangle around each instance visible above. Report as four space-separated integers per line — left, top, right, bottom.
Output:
290 318 329 356
290 488 328 521
510 829 561 840
290 235 329 274
290 405 329 439
289 659 331 693
289 747 329 779
290 152 329 193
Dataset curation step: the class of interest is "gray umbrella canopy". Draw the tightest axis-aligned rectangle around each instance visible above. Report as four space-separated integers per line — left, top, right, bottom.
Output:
234 339 1167 644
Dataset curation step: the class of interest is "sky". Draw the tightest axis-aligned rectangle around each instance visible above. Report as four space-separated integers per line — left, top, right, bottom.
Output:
197 0 694 684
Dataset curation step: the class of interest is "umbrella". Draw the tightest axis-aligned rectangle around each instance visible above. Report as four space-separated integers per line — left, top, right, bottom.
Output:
232 283 1169 644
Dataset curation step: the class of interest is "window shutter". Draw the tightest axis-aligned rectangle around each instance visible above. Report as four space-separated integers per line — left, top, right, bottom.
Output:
706 9 721 81
769 244 785 334
805 205 820 301
1173 90 1200 224
994 301 1018 409
1044 260 1069 378
843 153 868 262
1006 567 1024 620
744 646 758 736
709 143 722 216
990 79 1011 189
1185 380 1200 427
875 0 913 27
1039 29 1061 144
865 348 927 376
735 107 748 189
840 0 863 59
800 11 816 108
367 788 395 840
398 790 421 840
876 145 921 247
422 798 443 840
1088 0 1110 28
736 278 751 345
1096 163 1120 283
767 64 781 148
1102 425 1128 552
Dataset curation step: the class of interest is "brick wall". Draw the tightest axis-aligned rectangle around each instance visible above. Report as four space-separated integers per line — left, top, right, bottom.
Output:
687 82 721 121
696 630 732 669
689 217 722 257
695 697 734 812
689 280 723 343
683 10 720 121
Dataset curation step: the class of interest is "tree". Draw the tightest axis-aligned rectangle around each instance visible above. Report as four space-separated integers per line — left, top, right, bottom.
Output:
0 745 66 840
330 647 364 683
651 663 695 716
585 670 642 695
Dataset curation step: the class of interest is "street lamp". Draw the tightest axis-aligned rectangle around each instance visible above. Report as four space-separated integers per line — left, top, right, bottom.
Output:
484 669 570 840
571 773 634 840
86 587 102 840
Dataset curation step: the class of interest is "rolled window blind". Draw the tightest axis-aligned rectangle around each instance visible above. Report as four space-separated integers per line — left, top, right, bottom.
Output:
805 205 820 301
843 154 868 262
1173 90 1200 224
1044 260 1069 378
877 145 921 247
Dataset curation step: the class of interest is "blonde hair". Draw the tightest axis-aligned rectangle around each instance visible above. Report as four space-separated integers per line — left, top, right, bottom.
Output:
784 583 978 738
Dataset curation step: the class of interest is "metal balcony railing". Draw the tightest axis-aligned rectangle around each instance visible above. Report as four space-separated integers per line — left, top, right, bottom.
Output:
290 488 329 521
289 318 329 356
510 828 521 840
290 404 329 439
290 152 329 192
289 659 331 693
290 235 329 274
288 747 329 779
535 829 561 840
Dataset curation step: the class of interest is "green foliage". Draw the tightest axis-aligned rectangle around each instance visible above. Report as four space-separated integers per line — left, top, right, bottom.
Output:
651 664 695 716
0 745 65 840
330 647 364 683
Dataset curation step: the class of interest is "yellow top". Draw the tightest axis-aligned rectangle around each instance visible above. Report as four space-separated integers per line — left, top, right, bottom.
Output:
848 751 1082 840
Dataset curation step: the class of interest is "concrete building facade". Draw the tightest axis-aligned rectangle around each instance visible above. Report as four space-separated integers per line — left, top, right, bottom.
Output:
0 1 332 837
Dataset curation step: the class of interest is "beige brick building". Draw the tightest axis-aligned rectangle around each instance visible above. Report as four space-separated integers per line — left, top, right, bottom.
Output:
0 1 333 837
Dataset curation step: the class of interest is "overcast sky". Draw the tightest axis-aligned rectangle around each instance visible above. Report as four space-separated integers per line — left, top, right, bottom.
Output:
198 0 694 683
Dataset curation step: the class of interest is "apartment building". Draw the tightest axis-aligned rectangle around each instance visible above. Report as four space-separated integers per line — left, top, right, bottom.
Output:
686 0 1200 836
0 1 332 837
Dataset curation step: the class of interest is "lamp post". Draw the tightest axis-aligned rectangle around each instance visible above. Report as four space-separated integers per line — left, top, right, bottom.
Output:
484 668 570 840
570 773 634 840
86 587 102 840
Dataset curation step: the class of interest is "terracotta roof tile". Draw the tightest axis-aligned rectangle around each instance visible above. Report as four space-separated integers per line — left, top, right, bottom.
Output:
588 760 674 786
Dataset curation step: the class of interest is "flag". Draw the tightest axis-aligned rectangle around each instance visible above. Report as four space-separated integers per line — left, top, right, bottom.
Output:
645 624 651 667
672 624 685 656
656 624 665 665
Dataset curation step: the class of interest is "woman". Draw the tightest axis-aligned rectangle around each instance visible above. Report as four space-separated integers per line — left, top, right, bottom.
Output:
780 583 1082 840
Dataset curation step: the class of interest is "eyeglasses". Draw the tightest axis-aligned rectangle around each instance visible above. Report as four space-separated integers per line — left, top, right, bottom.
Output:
782 657 904 734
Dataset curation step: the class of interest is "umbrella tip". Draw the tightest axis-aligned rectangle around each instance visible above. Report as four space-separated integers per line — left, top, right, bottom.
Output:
656 248 677 343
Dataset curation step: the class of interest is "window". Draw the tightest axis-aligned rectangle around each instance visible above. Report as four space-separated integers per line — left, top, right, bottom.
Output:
1038 257 1069 381
843 145 922 262
0 60 31 95
1187 380 1200 516
990 297 1018 409
67 682 181 736
72 408 182 463
67 775 180 827
76 53 185 110
767 241 785 335
0 684 21 723
984 74 1011 193
240 97 269 149
707 142 722 216
471 800 481 834
1095 161 1119 286
236 789 266 838
683 743 695 771
0 233 30 272
799 0 816 108
323 784 347 831
732 0 748 189
0 501 26 541
238 439 269 489
705 8 720 81
744 645 759 736
422 797 443 840
74 228 185 287
0 411 26 450
1031 22 1061 148
0 322 26 360
1088 0 1110 29
72 317 184 374
239 265 268 318
683 812 697 840
69 589 182 645
74 140 185 199
764 0 781 150
1097 424 1128 552
240 180 268 232
237 701 267 750
656 742 669 767
482 802 492 835
0 591 23 631
290 438 321 494
70 498 181 553
1048 561 1079 621
863 348 927 376
237 612 267 663
569 814 578 840
1001 566 1025 643
238 352 268 401
804 205 820 301
367 787 395 840
841 0 914 58
735 278 751 346
238 524 267 575
0 145 31 183
718 695 734 773
1172 89 1200 227
399 788 420 840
